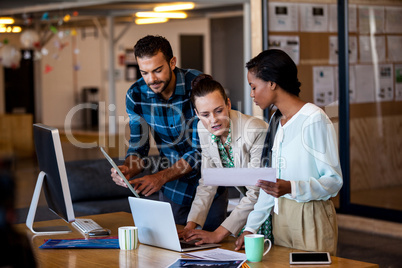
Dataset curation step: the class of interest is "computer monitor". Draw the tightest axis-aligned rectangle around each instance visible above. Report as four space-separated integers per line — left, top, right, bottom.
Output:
26 123 75 235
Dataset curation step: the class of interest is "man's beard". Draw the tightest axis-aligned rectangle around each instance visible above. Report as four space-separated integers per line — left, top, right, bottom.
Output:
147 67 172 95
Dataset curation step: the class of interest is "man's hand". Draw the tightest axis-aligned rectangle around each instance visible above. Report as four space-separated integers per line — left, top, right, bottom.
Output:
131 173 168 197
110 165 166 196
111 157 192 197
256 178 291 198
234 231 252 251
131 158 193 196
111 165 131 188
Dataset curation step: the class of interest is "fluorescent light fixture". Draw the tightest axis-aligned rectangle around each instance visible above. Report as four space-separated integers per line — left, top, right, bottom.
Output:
12 26 21 33
135 18 169 25
0 17 15 24
154 3 195 12
135 12 187 19
0 25 22 33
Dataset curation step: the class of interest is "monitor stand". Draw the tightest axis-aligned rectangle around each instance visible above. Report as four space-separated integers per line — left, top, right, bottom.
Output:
26 171 72 235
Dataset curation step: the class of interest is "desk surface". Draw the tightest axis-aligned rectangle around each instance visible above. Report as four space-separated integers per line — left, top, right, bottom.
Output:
15 212 378 268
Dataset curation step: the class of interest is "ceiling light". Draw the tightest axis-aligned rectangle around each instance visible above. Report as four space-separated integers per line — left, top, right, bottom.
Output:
0 24 22 33
12 26 21 33
0 17 15 24
135 18 169 25
154 3 195 12
135 12 187 19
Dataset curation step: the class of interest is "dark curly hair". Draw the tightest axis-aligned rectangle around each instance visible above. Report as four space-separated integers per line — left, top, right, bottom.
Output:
190 74 228 109
134 35 173 62
246 49 301 96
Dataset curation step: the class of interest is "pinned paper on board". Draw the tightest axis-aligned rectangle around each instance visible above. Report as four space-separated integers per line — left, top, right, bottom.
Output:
376 64 394 102
328 4 357 33
329 35 357 64
313 66 335 106
334 66 357 104
355 65 375 103
395 64 402 101
385 7 402 33
268 2 298 32
359 35 386 63
268 35 300 65
387 36 402 62
358 5 385 34
299 3 329 32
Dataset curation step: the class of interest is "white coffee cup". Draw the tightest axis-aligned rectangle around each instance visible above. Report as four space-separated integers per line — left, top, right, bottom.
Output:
118 226 139 250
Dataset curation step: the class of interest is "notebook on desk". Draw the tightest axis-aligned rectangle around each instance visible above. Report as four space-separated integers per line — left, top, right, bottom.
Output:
128 197 220 252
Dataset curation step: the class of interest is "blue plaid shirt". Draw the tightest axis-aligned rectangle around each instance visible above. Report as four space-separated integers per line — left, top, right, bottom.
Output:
125 67 202 206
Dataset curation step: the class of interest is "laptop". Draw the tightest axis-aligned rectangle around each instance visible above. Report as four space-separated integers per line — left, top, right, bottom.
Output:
128 196 220 252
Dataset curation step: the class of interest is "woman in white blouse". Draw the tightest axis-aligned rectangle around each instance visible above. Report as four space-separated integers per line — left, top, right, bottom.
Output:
235 49 343 255
178 74 270 245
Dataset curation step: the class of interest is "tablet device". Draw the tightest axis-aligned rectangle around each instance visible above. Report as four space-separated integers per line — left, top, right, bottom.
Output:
289 252 331 265
99 147 140 198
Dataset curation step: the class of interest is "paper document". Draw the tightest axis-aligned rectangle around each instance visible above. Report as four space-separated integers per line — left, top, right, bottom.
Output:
184 248 247 261
202 168 276 186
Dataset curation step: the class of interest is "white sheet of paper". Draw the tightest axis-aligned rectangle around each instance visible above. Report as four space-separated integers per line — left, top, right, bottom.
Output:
299 3 329 32
313 66 335 106
387 36 402 62
334 66 357 103
376 64 394 102
385 7 402 33
328 4 357 33
358 5 385 34
359 35 386 63
395 64 402 101
269 2 299 32
355 65 375 103
268 35 300 65
184 248 246 261
202 168 276 186
329 35 357 64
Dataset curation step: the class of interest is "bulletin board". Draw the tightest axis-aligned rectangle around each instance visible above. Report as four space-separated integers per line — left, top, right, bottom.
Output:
266 0 402 118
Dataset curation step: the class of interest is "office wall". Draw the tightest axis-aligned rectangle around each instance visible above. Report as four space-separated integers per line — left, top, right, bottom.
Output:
110 18 210 125
0 34 23 114
0 17 210 128
211 16 244 112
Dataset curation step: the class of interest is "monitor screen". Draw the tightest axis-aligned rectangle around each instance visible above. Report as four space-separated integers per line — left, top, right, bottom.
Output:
26 124 75 234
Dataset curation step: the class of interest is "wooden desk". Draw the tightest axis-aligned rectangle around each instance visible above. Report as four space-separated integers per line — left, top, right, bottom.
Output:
14 212 378 268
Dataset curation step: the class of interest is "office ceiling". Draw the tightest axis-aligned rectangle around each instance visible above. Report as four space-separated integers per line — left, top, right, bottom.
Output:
0 0 246 28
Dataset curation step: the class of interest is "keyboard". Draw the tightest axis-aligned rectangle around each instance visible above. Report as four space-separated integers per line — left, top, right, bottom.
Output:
72 218 103 234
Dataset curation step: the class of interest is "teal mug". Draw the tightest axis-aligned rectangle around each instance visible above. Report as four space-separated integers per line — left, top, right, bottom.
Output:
244 234 272 262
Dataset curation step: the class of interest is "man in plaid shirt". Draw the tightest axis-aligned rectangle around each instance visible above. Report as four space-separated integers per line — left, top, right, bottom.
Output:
111 35 227 229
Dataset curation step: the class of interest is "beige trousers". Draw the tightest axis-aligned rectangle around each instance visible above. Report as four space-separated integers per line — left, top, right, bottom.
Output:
272 197 338 256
